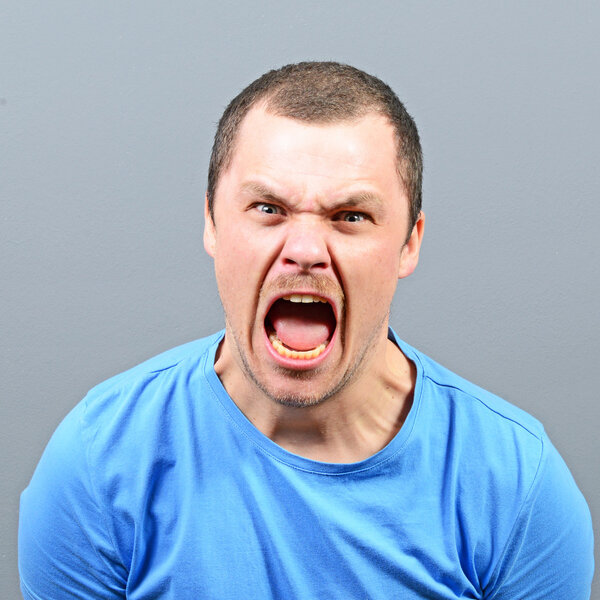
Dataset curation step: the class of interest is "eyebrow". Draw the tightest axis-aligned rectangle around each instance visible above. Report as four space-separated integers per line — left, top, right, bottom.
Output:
239 181 385 212
240 182 286 204
339 191 385 210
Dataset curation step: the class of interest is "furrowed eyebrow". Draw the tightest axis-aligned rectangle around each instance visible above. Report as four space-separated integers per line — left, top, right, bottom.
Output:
239 181 384 212
335 192 384 211
240 182 286 204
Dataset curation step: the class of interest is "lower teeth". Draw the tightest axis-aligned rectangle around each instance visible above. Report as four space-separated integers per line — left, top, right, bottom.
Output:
268 332 327 360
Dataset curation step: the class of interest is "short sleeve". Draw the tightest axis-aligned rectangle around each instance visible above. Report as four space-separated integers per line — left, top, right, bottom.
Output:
18 402 128 599
484 434 594 599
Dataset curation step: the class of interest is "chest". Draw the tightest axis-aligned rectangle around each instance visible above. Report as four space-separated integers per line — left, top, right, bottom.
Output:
113 456 484 599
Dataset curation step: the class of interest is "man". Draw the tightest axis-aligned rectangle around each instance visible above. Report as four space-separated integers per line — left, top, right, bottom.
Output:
19 62 593 598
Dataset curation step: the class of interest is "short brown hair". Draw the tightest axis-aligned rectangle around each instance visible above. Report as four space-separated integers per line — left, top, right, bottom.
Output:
207 62 422 230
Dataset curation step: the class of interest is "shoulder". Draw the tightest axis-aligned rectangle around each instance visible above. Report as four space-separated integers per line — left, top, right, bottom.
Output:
399 333 545 476
79 331 223 425
396 334 545 453
86 332 223 400
24 331 224 507
394 334 549 516
19 331 225 596
393 332 594 597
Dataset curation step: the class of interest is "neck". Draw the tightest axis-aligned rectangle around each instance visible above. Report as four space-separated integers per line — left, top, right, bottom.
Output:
215 334 416 463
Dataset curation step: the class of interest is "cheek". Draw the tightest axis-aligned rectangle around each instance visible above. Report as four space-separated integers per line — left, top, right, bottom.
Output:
365 274 398 313
214 235 265 321
353 245 400 290
214 251 247 314
347 249 400 319
214 226 253 278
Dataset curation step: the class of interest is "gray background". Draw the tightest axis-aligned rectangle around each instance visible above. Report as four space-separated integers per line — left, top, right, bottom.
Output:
2 1 598 597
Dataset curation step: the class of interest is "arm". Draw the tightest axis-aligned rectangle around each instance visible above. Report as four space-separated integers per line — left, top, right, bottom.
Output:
484 435 594 599
19 402 127 599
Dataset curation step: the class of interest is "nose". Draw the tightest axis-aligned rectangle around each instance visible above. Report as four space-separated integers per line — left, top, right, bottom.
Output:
280 221 331 272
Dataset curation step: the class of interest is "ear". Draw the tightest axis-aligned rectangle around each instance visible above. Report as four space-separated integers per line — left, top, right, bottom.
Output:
203 193 216 258
398 211 425 279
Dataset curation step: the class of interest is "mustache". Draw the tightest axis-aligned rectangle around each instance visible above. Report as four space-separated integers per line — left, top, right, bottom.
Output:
260 273 344 306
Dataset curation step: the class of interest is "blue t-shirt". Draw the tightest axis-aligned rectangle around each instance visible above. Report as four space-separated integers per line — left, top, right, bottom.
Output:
19 330 594 599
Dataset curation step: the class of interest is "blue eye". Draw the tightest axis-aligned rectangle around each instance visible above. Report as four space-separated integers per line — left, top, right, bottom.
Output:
256 203 280 215
345 213 364 222
336 211 367 223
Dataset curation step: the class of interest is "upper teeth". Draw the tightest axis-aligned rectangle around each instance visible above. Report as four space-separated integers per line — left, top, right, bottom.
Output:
282 294 328 303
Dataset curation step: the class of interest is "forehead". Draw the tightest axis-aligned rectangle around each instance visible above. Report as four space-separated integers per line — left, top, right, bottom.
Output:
222 107 403 203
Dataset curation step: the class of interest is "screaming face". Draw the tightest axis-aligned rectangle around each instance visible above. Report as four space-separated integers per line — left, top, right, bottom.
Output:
204 107 423 408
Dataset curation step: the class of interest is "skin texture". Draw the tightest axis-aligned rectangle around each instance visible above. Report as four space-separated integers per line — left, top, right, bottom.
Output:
204 106 424 462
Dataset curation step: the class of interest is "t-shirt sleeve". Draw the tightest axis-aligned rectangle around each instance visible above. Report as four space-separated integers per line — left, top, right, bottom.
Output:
484 434 594 600
18 402 128 599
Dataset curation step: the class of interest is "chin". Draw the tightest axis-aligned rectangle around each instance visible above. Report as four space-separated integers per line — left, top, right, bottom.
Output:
267 392 329 409
251 362 358 409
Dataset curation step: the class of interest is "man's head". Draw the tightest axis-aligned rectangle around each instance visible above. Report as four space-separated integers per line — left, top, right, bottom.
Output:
207 62 422 233
204 63 424 409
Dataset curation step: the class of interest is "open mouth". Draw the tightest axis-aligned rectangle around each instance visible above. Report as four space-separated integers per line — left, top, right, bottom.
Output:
265 294 336 360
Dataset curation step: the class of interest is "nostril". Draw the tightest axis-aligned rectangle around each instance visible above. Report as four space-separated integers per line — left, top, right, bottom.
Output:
311 261 328 270
283 257 328 270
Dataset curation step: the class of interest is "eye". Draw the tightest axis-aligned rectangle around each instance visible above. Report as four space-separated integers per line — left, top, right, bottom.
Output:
334 211 369 223
255 203 282 215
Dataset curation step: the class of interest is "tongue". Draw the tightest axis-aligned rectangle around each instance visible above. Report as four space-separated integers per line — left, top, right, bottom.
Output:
268 300 335 351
